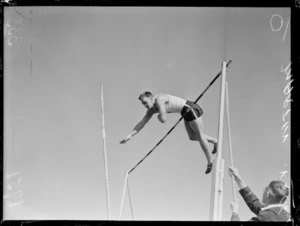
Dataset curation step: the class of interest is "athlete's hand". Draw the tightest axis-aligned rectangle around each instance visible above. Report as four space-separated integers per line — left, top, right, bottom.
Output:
120 134 132 144
157 114 166 123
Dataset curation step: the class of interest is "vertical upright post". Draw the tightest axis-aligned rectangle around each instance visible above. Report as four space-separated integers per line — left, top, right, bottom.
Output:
119 171 129 220
100 83 111 220
225 81 237 202
127 178 135 220
217 158 225 221
209 61 227 221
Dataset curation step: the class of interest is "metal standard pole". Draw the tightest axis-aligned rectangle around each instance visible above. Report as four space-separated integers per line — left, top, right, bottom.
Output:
210 61 227 221
119 171 129 220
225 81 237 202
217 158 225 221
100 83 111 220
127 177 135 220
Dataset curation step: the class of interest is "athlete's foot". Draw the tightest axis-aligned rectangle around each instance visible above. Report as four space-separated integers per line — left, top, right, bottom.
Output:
205 162 213 174
212 143 218 154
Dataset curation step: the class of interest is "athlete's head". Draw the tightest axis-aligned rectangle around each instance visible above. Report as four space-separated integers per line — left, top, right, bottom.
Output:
138 91 154 109
262 180 289 205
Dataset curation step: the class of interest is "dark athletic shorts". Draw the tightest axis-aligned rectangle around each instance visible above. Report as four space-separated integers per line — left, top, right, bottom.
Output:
181 100 203 122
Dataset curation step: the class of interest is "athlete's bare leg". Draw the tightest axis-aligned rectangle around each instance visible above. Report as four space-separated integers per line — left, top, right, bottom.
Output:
184 120 197 140
188 117 213 174
184 119 218 154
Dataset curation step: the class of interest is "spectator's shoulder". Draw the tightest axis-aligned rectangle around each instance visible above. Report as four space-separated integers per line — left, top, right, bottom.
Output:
257 209 274 221
257 208 290 222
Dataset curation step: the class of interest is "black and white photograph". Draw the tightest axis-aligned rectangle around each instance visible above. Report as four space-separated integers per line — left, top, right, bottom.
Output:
2 6 293 222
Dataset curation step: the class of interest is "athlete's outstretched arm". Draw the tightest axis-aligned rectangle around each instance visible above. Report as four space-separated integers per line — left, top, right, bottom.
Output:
155 95 168 123
120 109 154 144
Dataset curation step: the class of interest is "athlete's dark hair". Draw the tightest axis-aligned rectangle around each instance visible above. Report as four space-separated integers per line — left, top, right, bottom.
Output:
268 180 289 204
138 91 153 100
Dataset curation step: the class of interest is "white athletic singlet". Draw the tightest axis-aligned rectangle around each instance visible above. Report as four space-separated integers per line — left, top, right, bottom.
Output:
154 94 186 113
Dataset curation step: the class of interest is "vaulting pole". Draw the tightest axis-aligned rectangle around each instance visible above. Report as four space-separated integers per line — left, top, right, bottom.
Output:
100 83 111 220
121 60 232 221
129 60 232 175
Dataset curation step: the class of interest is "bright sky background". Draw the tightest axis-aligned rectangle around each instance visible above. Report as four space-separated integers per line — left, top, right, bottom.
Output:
4 7 290 221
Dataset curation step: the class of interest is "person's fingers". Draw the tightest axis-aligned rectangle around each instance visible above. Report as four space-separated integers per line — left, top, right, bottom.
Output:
229 167 237 175
232 166 238 172
228 168 234 175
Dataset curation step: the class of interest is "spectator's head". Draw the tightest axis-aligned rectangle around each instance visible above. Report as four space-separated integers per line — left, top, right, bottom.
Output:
262 180 289 205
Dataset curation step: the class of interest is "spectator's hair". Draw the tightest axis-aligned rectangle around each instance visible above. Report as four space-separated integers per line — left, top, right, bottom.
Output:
138 91 153 100
268 180 289 204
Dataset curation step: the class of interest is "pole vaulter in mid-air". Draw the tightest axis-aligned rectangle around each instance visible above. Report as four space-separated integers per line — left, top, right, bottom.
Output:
120 60 233 174
120 92 218 174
